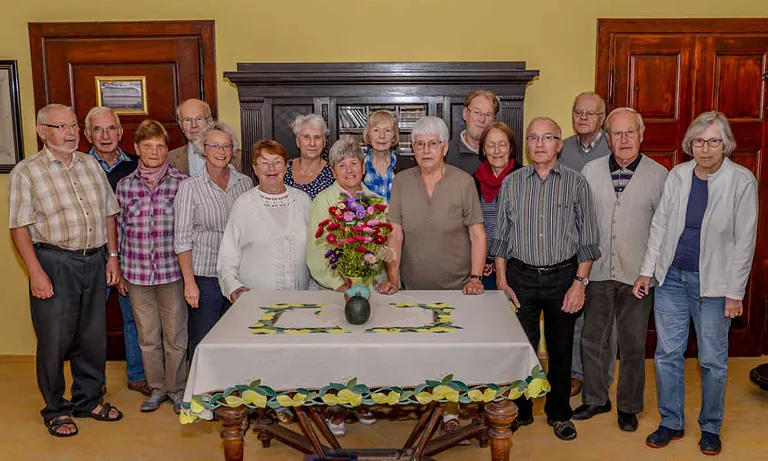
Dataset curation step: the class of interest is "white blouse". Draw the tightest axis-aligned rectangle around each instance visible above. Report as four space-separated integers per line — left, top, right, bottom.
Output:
217 185 312 299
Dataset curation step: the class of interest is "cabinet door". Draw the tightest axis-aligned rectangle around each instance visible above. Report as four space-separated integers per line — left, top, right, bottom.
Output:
696 36 768 356
610 35 696 170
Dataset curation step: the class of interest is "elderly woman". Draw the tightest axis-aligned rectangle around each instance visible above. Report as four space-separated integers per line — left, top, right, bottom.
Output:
284 114 335 199
362 110 415 200
473 122 520 291
218 140 312 299
116 119 189 414
378 116 487 435
174 121 253 360
633 112 757 455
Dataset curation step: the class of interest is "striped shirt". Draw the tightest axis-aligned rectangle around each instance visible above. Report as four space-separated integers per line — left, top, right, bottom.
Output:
174 165 253 277
363 147 397 201
8 148 119 250
480 196 498 260
116 165 188 286
609 154 641 197
489 162 601 266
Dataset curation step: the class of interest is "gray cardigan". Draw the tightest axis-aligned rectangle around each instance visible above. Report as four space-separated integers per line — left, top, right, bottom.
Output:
581 154 668 285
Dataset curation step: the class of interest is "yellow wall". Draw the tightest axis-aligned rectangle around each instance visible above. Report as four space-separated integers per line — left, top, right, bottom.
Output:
2 0 767 354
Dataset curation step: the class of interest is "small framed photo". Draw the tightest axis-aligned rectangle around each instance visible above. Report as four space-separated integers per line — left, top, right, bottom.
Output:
95 76 148 115
0 60 23 173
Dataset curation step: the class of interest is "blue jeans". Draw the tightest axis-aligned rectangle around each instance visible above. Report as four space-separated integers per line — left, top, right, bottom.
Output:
106 288 146 383
188 276 230 361
482 271 497 291
654 266 730 434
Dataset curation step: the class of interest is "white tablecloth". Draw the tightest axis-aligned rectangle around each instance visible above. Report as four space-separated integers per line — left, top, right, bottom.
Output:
181 290 546 422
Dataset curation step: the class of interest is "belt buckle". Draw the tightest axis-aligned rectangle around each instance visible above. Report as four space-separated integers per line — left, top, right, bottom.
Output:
536 267 548 275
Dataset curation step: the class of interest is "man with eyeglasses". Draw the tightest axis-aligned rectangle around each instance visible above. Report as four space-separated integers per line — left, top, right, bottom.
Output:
575 108 667 432
445 90 499 175
491 117 600 441
8 104 124 437
83 106 151 399
559 91 614 398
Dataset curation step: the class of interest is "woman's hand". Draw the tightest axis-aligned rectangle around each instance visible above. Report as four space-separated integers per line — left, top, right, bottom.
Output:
184 280 200 308
462 278 484 295
632 276 652 299
483 263 495 277
230 286 251 303
725 298 743 318
376 281 398 295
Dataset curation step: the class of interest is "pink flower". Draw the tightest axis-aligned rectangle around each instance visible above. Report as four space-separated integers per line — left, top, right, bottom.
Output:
362 226 374 233
366 219 380 226
367 206 375 215
364 253 377 264
342 238 355 244
363 236 373 243
343 211 355 221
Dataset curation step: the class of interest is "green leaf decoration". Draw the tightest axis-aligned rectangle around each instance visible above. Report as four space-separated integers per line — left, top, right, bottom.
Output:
248 379 261 388
441 374 454 384
346 378 358 388
329 383 345 391
352 384 370 394
426 380 441 388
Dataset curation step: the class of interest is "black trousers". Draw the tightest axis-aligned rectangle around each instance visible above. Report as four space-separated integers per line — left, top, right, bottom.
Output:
581 280 653 413
30 246 107 421
507 260 578 422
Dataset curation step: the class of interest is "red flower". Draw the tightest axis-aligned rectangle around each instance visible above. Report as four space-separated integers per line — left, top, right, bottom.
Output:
342 238 355 244
335 214 345 221
355 246 367 253
351 225 364 232
315 228 324 238
326 233 338 244
319 219 331 227
354 235 366 242
374 204 387 212
327 222 340 231
373 235 386 244
380 222 394 231
329 206 339 215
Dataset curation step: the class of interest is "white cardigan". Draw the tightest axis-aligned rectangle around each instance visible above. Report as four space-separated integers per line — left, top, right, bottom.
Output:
639 158 757 300
217 186 312 298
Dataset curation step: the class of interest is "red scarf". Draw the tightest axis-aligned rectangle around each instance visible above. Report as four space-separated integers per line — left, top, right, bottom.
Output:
476 160 515 203
137 160 170 191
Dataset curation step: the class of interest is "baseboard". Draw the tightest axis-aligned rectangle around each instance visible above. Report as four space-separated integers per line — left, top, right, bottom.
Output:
0 355 35 362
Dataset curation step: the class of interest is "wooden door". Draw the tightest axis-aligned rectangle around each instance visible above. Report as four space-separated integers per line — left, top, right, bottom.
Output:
596 19 768 356
28 21 217 360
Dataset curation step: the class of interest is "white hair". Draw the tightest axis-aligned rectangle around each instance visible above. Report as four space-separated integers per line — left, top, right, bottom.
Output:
292 113 329 137
328 135 365 169
37 103 74 125
682 111 737 157
175 98 212 121
84 106 121 133
411 116 450 143
200 120 240 154
604 107 645 135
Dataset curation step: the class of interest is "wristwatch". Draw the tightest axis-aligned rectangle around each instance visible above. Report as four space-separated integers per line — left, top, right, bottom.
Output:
107 252 120 259
470 274 483 281
575 276 589 286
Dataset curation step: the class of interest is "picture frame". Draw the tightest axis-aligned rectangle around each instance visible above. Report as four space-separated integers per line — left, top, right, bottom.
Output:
0 60 23 173
95 76 148 115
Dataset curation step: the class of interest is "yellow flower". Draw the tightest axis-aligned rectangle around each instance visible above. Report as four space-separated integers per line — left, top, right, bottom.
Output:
224 395 243 407
482 388 498 402
507 387 524 400
337 389 362 407
250 328 276 334
241 390 267 408
525 377 549 399
415 392 434 405
322 394 339 406
179 409 198 424
371 392 389 404
190 399 205 414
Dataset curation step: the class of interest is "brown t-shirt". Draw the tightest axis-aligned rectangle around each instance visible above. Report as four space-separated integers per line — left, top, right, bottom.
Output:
388 164 483 290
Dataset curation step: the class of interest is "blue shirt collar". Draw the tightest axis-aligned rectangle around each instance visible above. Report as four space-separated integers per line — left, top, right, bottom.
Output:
88 147 133 173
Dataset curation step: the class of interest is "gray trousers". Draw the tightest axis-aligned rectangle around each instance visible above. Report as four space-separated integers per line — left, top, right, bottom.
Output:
572 311 617 383
581 280 653 413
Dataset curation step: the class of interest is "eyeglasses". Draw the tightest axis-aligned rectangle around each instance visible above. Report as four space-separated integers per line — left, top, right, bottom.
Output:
573 109 605 119
484 141 510 151
256 160 285 169
468 108 495 120
691 138 723 148
181 116 210 125
42 122 80 131
610 129 640 140
413 140 444 151
92 125 118 134
526 134 560 143
204 143 234 151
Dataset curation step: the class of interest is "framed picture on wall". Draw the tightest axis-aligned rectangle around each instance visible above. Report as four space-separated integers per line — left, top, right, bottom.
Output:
0 60 23 173
95 76 148 115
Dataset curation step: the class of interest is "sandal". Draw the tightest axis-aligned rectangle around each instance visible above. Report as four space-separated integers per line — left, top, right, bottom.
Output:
73 402 123 422
45 416 78 438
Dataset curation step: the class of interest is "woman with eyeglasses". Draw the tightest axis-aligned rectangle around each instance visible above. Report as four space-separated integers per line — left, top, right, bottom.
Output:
633 112 757 455
174 121 253 360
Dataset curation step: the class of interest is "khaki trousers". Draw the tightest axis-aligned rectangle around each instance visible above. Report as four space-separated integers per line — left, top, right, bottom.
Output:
127 280 188 399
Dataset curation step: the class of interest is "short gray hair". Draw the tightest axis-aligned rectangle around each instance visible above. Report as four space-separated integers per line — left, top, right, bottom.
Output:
604 107 645 135
292 114 329 137
525 117 562 139
411 116 449 143
328 136 364 169
175 98 212 121
84 106 121 133
37 103 74 125
200 121 240 154
682 111 736 157
572 92 606 114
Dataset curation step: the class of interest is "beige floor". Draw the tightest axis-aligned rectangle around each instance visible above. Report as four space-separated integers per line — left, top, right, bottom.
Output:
2 357 768 461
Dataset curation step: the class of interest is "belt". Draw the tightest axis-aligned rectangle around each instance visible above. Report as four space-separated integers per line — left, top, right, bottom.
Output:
34 242 104 256
511 256 577 275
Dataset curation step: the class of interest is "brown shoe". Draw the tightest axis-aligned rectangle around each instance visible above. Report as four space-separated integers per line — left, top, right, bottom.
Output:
570 378 583 397
128 380 152 397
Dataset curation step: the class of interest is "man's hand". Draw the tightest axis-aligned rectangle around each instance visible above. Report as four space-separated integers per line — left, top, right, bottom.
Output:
117 277 128 297
483 263 495 277
562 281 586 313
725 298 743 318
376 281 398 295
184 280 201 308
498 283 521 308
30 268 54 299
106 257 121 286
462 278 484 295
230 286 251 303
632 276 652 299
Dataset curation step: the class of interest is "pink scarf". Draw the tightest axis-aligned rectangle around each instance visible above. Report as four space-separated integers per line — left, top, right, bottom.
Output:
137 160 170 191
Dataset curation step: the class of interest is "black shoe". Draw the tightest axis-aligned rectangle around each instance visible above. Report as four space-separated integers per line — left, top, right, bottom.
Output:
510 415 534 432
617 411 638 432
699 431 722 455
572 401 612 420
646 426 685 448
546 418 577 441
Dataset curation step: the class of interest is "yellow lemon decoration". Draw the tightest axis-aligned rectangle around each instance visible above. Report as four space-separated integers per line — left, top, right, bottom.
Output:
508 387 525 400
415 391 434 405
525 377 548 399
262 313 276 321
386 391 401 405
241 390 268 408
224 395 243 407
179 409 198 424
337 389 362 407
322 394 339 406
482 388 497 402
250 328 276 334
190 399 205 414
468 389 485 402
371 392 389 404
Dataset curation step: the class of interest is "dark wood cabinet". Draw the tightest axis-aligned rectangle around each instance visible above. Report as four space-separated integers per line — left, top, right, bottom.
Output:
596 18 768 356
224 62 539 174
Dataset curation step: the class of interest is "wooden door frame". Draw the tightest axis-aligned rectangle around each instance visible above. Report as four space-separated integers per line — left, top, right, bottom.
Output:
596 18 768 356
28 20 217 120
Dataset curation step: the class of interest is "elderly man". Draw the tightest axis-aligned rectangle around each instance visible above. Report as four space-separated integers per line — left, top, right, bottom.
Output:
8 104 124 437
84 106 150 398
560 92 615 397
445 90 499 175
492 117 600 441
574 108 667 432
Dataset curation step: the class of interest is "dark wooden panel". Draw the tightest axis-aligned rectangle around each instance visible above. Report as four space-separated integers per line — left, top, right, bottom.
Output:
631 55 680 118
272 103 313 159
715 55 763 119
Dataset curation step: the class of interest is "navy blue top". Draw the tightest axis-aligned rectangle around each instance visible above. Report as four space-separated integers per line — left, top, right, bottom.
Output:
672 170 709 272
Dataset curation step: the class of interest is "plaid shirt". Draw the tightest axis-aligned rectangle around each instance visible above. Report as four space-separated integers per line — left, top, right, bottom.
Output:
116 165 188 286
362 147 397 201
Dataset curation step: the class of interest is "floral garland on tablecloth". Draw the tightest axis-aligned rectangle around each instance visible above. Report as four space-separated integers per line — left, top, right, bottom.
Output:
179 366 550 424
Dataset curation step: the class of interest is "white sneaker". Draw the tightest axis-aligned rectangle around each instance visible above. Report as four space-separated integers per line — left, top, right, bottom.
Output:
357 410 377 425
327 420 347 437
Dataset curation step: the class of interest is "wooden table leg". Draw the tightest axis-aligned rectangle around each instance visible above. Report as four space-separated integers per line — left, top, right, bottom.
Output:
484 400 518 461
215 405 248 461
474 404 490 448
254 407 275 448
